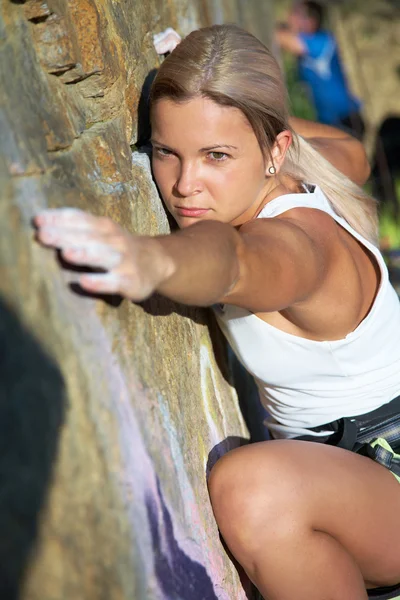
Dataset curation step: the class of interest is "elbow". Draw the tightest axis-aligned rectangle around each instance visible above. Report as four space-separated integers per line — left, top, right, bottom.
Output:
359 156 371 186
217 235 247 305
348 138 371 186
353 154 371 187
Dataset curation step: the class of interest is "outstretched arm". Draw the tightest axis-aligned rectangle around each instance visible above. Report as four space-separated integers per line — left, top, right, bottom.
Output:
34 205 329 312
275 24 306 56
290 116 371 186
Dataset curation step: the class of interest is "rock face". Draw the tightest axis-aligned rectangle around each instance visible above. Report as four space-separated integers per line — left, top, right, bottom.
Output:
0 1 273 599
330 0 400 133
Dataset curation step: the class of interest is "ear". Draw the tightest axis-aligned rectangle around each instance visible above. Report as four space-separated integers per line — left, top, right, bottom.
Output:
266 130 293 176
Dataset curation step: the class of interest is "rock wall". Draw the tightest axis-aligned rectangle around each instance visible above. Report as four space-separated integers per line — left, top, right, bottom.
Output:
0 1 273 599
330 0 400 135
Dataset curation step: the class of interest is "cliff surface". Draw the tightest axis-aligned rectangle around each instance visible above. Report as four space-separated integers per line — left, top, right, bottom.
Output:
0 1 273 598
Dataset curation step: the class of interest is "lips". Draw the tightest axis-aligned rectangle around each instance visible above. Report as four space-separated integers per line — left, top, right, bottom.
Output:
176 207 210 217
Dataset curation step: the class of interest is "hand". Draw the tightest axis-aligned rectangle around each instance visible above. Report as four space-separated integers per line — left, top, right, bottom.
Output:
153 27 181 55
34 208 175 301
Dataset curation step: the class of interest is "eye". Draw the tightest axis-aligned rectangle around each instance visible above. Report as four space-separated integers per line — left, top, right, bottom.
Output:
154 147 174 158
208 151 229 162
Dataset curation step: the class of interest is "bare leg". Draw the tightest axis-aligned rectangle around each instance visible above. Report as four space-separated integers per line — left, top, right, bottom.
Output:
208 440 400 600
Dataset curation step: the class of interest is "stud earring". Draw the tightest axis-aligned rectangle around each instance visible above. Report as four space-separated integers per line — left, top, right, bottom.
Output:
268 165 276 175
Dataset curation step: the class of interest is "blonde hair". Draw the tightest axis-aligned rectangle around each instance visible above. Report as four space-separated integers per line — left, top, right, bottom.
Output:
150 25 378 244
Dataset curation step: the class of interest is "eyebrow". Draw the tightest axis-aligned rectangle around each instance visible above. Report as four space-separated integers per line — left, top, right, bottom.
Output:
151 140 238 152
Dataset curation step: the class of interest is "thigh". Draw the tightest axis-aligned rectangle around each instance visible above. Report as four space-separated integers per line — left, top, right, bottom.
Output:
212 439 400 586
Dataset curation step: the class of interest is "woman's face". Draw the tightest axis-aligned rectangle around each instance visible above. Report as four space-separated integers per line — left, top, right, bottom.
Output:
151 96 272 229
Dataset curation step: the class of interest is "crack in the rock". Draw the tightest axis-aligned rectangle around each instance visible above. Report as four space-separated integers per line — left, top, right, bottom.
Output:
8 168 46 178
45 122 110 155
29 14 52 24
50 65 77 76
63 70 102 85
46 138 80 154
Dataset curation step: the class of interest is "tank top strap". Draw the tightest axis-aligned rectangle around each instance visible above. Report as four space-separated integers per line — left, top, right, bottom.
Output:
257 185 334 219
257 184 388 282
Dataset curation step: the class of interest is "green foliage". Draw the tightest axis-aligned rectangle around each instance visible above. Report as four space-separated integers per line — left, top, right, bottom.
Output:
380 210 400 248
378 179 400 249
283 55 316 121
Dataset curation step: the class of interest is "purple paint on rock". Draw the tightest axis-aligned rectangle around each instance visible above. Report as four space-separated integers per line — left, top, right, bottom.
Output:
74 314 242 598
19 185 248 599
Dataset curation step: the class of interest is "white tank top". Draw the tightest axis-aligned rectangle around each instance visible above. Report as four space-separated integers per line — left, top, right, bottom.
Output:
214 185 400 439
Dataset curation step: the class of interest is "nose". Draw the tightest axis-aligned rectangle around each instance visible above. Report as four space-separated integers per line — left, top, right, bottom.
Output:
174 161 202 197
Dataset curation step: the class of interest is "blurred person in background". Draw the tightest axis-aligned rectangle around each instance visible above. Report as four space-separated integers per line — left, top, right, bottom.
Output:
276 1 365 139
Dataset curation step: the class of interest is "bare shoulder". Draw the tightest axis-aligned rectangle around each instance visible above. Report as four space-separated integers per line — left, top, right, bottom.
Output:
278 206 342 248
222 208 337 313
235 206 379 338
278 205 338 230
240 206 340 257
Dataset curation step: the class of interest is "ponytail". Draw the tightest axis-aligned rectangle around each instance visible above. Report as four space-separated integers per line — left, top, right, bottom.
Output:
284 134 379 245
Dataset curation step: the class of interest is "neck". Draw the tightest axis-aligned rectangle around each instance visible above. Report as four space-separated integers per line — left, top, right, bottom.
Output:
230 175 302 228
253 175 303 218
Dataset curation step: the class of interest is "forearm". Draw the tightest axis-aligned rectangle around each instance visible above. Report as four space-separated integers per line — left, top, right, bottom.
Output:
289 117 371 185
152 220 241 306
289 116 350 140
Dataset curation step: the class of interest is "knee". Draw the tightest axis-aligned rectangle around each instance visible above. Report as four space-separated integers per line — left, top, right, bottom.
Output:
208 443 301 547
208 448 247 524
208 449 253 549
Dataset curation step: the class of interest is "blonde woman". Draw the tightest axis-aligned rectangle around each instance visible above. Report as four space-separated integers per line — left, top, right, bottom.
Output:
35 26 400 600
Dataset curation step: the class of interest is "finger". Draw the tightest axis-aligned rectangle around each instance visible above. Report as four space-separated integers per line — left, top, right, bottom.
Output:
161 27 179 38
153 29 181 54
37 226 107 249
61 242 122 270
79 272 123 295
155 39 179 54
153 27 181 44
153 31 165 44
34 208 102 231
79 272 154 302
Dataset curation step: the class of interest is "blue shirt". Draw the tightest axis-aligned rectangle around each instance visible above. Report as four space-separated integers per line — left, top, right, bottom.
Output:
298 31 361 125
